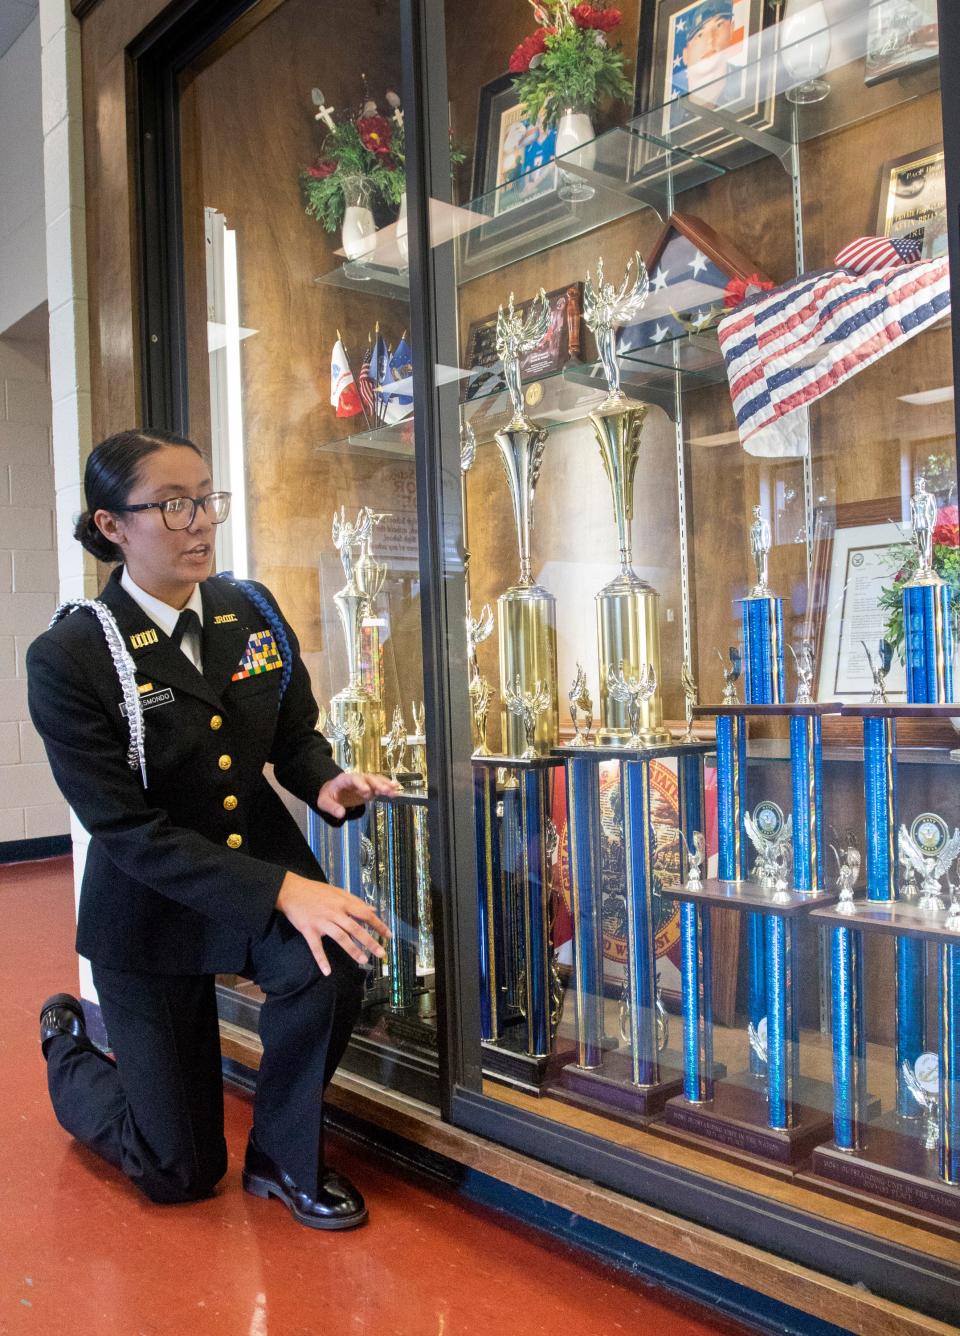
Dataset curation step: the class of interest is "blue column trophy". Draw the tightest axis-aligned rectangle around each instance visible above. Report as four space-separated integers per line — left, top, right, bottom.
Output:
665 505 838 1164
558 662 711 1120
739 508 783 1076
549 252 711 1121
812 818 960 1222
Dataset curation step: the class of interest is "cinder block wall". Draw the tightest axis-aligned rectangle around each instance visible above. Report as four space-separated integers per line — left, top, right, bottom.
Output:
0 330 69 847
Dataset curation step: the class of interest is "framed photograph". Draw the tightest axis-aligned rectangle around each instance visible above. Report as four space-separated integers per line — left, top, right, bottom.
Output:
877 144 947 261
865 0 938 86
633 0 777 170
812 499 907 704
463 283 584 406
465 73 577 273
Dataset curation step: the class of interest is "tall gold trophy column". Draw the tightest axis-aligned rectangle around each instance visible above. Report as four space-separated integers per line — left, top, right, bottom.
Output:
584 254 670 745
494 290 559 756
329 506 385 773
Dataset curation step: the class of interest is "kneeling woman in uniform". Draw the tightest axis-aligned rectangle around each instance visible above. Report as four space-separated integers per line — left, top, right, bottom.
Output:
28 427 398 1230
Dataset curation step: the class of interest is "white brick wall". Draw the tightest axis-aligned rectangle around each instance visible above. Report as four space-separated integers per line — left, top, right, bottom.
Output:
41 0 96 1004
0 330 68 845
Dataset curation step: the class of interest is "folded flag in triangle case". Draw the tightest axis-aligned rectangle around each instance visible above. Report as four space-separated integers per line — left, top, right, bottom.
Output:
232 629 284 681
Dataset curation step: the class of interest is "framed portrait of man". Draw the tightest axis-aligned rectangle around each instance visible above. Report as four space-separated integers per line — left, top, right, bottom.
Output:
633 0 778 172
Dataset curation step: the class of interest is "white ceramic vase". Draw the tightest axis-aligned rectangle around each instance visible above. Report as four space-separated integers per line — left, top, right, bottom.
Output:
555 109 596 202
341 205 376 261
396 190 408 266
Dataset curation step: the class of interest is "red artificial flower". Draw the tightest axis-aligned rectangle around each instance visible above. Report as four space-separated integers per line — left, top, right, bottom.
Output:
307 159 337 179
933 505 960 548
358 115 393 158
509 28 548 73
571 4 622 32
724 272 776 311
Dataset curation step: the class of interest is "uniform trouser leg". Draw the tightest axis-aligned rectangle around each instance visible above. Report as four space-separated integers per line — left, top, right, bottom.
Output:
246 916 365 1197
44 967 227 1205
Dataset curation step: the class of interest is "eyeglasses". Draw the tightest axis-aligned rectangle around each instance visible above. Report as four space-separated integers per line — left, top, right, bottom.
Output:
116 491 232 531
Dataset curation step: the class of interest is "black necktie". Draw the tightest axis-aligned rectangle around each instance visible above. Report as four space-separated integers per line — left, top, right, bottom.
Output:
170 608 201 650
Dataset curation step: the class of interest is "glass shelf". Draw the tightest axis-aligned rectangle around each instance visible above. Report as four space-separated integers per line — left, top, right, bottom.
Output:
313 11 940 300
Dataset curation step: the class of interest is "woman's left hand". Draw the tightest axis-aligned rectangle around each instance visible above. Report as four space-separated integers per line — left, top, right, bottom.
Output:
318 771 401 820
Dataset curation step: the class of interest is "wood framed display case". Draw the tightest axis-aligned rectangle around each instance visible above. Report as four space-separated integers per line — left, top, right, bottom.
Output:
75 0 960 1323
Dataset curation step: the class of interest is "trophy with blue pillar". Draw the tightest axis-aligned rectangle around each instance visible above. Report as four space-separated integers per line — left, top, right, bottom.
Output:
742 505 785 705
666 626 844 1166
903 477 954 705
583 254 671 747
553 661 715 1121
666 789 839 1163
812 811 960 1223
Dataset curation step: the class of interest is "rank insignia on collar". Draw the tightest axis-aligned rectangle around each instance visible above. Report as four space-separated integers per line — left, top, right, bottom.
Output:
214 613 238 625
232 629 283 681
130 629 159 650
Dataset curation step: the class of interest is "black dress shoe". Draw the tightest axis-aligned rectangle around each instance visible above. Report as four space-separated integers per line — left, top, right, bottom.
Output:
242 1138 368 1230
39 992 87 1053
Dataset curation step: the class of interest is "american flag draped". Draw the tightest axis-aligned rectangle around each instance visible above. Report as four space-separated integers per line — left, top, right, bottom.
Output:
718 251 951 458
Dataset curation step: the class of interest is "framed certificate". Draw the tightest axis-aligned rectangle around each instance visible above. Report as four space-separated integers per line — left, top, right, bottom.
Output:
813 499 907 703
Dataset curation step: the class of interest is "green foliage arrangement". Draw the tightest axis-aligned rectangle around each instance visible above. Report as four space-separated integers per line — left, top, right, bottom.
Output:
300 93 465 232
509 2 631 128
300 104 402 233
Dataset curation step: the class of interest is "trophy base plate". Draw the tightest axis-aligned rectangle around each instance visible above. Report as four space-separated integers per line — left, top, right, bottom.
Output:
374 987 438 1049
558 1051 684 1121
810 1132 960 1227
596 728 673 748
663 1081 834 1167
481 1030 576 1096
554 1052 727 1127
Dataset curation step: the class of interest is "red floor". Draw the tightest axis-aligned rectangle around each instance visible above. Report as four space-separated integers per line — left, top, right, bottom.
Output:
0 856 758 1336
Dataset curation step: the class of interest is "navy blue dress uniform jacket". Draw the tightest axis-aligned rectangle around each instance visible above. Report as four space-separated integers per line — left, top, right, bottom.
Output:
27 566 353 976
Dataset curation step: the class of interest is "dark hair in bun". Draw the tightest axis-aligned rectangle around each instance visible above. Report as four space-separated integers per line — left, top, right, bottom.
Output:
75 428 203 562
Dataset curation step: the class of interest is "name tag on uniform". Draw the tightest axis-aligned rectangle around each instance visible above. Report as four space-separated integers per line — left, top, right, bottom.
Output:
120 687 175 716
232 629 283 681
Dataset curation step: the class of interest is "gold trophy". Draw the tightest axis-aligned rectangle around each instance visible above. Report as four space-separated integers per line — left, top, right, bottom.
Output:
583 253 670 745
330 506 385 772
494 290 559 757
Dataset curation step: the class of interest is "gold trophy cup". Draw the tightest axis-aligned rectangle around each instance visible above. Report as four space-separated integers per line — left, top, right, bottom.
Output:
494 290 559 757
584 253 670 745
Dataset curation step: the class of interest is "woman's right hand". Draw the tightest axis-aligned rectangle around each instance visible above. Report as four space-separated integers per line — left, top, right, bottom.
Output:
276 872 391 976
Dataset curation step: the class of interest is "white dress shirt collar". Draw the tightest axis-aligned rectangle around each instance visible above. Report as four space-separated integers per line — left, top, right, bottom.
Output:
120 566 204 670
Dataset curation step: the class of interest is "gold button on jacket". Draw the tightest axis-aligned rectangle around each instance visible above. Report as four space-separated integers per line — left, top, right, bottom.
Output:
218 754 232 770
223 794 238 811
226 833 243 849
209 714 223 730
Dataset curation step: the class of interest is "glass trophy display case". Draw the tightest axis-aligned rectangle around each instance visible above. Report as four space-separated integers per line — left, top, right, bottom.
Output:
420 0 960 1312
170 0 439 1100
135 0 960 1318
